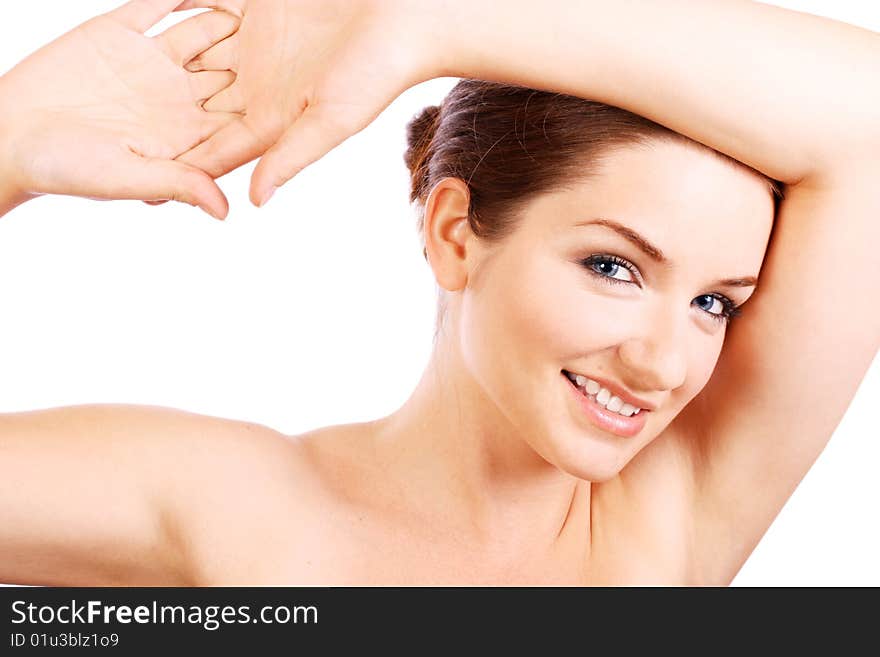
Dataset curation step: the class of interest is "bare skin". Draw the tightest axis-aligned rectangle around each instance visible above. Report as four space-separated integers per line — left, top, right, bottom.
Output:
0 0 239 219
1 0 879 586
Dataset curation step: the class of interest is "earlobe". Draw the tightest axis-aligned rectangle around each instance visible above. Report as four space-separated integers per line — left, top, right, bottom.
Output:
423 177 473 292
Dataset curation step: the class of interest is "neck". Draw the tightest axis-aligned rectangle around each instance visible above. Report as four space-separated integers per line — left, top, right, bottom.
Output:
372 326 591 559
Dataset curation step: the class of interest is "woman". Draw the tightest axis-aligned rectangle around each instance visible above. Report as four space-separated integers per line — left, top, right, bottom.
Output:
1 0 878 585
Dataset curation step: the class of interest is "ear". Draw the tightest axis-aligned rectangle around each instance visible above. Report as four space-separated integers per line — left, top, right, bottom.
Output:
423 177 474 292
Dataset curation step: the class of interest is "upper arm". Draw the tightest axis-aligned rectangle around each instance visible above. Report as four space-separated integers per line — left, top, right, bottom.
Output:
0 403 275 586
679 162 880 583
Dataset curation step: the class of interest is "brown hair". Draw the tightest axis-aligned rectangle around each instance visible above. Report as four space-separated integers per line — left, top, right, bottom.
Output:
404 79 783 258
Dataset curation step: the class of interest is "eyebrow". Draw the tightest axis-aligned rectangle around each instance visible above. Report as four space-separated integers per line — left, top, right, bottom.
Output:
574 218 758 288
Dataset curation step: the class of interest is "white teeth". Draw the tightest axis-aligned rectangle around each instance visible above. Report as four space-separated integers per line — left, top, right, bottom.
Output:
619 403 637 417
566 371 643 417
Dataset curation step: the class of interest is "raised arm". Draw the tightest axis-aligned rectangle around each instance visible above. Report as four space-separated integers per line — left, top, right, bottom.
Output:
0 0 240 219
176 0 878 199
434 0 879 185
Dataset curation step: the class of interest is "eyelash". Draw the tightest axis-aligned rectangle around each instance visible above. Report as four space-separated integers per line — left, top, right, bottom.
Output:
580 254 743 324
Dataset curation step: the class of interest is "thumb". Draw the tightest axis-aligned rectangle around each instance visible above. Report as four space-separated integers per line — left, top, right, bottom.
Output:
250 106 359 208
123 156 229 220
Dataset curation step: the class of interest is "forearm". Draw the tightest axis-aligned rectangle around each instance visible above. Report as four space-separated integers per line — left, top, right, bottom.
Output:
425 0 880 185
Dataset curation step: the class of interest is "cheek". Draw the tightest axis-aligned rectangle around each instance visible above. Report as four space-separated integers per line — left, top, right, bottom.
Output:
465 259 657 373
498 263 632 359
505 275 586 357
657 336 724 435
536 279 660 364
458 265 546 386
457 256 582 415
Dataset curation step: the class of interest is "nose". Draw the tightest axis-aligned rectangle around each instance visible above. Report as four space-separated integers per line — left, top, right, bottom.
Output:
617 309 689 393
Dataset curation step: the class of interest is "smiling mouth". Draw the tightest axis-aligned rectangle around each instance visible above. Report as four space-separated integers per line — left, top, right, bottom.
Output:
561 369 648 417
561 370 650 438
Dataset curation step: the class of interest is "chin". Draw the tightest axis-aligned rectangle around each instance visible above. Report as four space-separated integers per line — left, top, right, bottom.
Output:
562 460 623 484
540 432 629 483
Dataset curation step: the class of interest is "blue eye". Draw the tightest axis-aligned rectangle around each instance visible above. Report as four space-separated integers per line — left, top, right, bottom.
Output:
582 254 638 284
579 254 742 324
694 294 742 324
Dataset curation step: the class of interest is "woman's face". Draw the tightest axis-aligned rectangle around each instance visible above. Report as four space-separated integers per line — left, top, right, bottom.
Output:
454 139 775 481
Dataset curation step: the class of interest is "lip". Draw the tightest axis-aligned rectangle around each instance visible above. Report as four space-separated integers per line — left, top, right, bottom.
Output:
562 372 649 438
562 369 657 411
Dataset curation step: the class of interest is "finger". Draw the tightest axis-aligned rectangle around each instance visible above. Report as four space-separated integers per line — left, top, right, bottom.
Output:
142 112 239 206
121 155 229 219
177 116 272 179
203 80 246 113
108 0 183 33
196 109 242 142
189 70 236 103
251 107 357 207
174 0 244 18
179 109 241 155
185 33 238 73
155 10 239 66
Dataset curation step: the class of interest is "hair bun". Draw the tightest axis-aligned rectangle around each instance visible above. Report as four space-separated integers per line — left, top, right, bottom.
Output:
404 105 441 203
404 105 441 169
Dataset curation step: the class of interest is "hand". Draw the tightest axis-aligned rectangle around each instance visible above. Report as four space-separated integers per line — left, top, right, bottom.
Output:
0 0 241 219
176 0 437 207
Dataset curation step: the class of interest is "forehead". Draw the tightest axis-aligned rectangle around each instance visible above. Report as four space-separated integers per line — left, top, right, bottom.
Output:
518 140 775 272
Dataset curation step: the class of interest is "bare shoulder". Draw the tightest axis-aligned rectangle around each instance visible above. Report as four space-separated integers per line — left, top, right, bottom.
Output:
174 417 380 584
20 403 339 584
0 403 315 585
0 402 299 487
40 402 312 509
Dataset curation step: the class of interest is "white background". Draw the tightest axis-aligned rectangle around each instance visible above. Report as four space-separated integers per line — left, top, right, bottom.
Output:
0 1 876 586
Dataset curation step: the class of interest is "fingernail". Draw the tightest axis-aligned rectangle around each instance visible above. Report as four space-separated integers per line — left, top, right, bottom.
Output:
200 204 224 221
259 186 277 207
